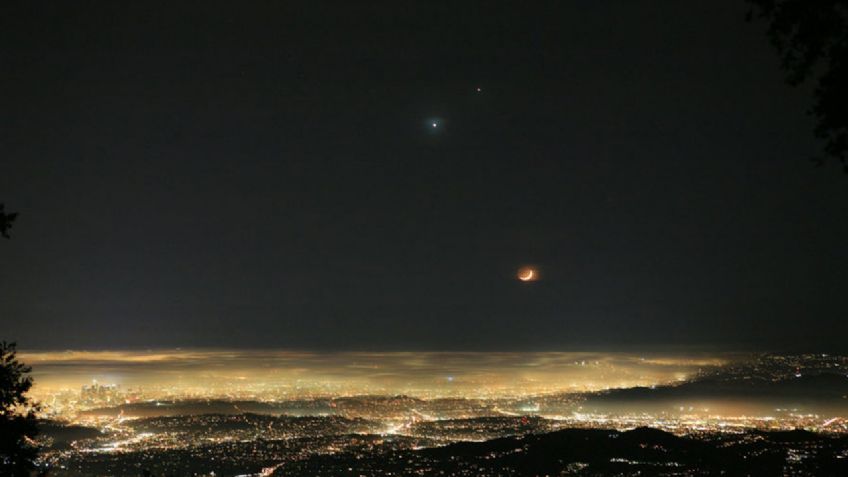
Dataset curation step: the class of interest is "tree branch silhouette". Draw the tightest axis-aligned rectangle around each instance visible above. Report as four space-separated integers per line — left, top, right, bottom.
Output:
0 342 39 476
0 204 18 239
747 0 848 171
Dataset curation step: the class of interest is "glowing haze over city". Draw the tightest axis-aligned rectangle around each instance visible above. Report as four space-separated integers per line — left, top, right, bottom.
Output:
26 350 721 397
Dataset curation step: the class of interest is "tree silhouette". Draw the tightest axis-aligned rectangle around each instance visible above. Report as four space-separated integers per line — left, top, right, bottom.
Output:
0 204 17 239
1 205 38 475
747 0 848 171
0 343 39 476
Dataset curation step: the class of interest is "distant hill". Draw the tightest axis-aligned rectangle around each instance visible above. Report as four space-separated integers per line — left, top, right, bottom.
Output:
80 398 338 417
37 421 103 451
276 426 848 476
581 373 848 414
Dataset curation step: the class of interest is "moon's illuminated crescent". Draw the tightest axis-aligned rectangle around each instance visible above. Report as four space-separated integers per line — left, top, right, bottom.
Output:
518 268 535 281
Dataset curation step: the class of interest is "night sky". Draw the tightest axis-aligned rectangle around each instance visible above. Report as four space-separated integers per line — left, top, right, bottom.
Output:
2 1 847 351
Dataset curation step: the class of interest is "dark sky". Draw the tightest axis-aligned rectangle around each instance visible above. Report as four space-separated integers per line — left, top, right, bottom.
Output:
2 1 847 351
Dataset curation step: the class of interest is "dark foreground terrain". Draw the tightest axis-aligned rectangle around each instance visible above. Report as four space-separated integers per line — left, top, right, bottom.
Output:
44 424 848 476
275 427 848 477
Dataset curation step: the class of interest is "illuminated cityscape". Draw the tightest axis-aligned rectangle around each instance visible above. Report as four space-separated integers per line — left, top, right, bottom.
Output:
20 350 848 475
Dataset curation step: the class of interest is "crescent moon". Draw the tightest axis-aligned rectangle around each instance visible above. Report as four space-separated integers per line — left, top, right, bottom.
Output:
518 269 535 281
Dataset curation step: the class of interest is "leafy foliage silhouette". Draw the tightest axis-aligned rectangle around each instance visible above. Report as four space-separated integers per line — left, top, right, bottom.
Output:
747 0 848 171
0 342 39 476
0 204 18 239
